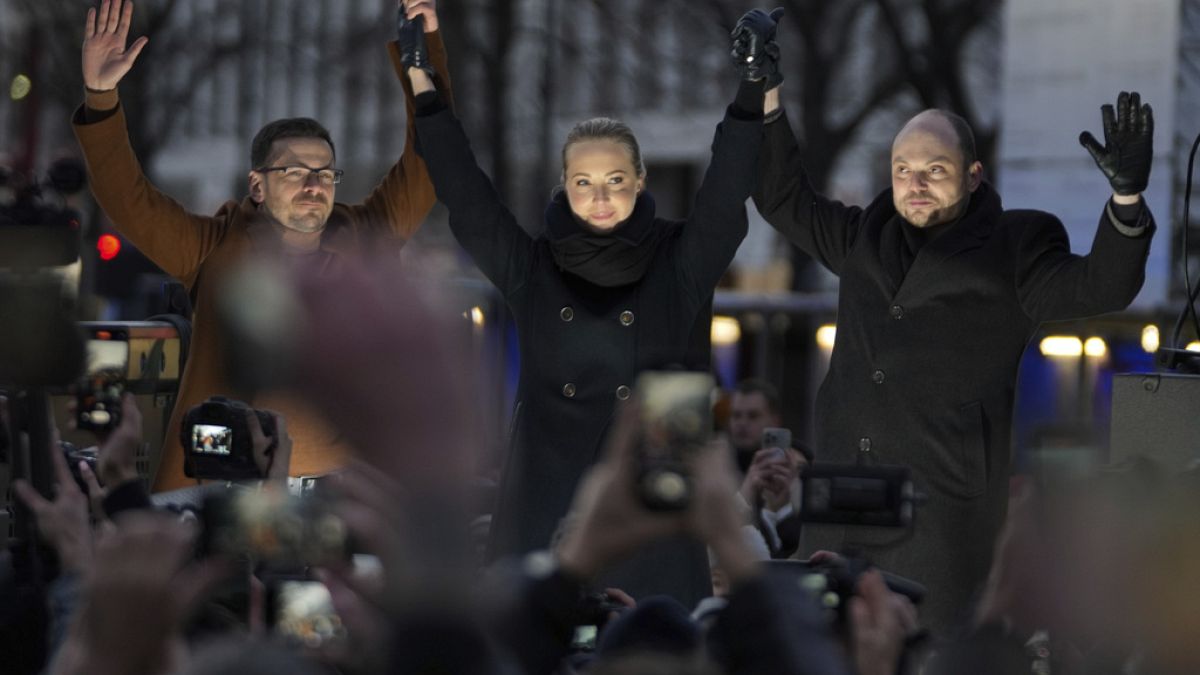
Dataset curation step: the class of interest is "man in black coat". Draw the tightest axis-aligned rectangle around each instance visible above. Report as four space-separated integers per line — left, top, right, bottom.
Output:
751 23 1156 633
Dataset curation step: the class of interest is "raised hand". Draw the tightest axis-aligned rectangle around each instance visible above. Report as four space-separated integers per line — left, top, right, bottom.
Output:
397 1 437 77
13 430 94 574
1079 91 1154 197
403 0 439 33
731 7 785 87
82 0 149 91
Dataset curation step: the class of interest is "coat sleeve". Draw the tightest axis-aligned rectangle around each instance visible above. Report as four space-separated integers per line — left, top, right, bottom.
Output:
414 106 535 297
751 114 864 276
1015 203 1154 322
72 91 225 288
674 104 762 304
348 31 455 241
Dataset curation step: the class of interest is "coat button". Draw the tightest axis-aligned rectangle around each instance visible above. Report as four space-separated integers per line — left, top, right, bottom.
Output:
560 306 574 322
619 310 635 326
615 385 631 400
890 304 904 319
859 437 872 452
562 383 576 398
872 369 886 384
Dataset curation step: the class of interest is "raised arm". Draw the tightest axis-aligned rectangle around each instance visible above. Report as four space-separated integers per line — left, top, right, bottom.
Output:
672 9 786 299
1018 92 1156 321
404 27 535 296
746 10 864 276
73 0 223 285
351 0 456 242
674 79 764 300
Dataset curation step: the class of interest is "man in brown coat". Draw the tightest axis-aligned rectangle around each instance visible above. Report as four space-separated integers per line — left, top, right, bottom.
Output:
72 0 452 490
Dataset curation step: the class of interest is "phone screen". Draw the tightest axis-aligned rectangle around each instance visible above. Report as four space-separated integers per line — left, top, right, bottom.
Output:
271 579 345 648
77 338 128 429
191 424 233 455
85 339 129 376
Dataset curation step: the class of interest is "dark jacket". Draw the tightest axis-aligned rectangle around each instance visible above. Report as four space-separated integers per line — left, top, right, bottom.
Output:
752 114 1154 633
415 94 762 604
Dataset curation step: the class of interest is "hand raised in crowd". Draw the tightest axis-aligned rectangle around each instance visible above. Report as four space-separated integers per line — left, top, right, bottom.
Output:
49 513 229 675
1078 90 1153 199
555 399 760 584
90 391 142 489
82 0 148 91
13 429 94 575
248 408 292 485
554 400 687 580
849 570 919 675
731 7 785 88
739 446 795 511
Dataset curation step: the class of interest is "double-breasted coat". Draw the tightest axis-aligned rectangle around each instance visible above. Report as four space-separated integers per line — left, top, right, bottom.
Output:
415 97 762 603
753 114 1155 632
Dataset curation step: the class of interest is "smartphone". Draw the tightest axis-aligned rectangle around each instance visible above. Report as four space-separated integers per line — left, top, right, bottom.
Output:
199 489 350 566
75 334 129 431
265 575 346 649
761 427 792 453
634 370 715 511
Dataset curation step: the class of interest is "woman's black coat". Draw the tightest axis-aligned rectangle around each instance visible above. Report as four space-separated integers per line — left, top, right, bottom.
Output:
415 97 761 603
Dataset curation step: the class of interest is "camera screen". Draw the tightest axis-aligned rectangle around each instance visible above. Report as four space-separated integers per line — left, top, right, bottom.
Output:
191 424 233 455
274 580 345 648
85 339 128 377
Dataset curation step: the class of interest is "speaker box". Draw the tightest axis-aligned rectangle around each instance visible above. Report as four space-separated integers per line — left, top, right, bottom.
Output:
1110 372 1200 471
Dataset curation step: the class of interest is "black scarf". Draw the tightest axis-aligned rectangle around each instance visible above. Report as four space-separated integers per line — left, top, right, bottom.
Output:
544 191 672 287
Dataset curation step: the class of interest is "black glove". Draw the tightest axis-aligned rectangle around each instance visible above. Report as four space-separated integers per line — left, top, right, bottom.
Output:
397 5 432 77
1078 91 1154 196
731 8 785 88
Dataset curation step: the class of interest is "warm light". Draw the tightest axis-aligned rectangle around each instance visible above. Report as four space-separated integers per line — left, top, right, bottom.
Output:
468 306 485 328
711 316 741 346
97 234 121 261
1188 341 1200 352
10 74 31 101
816 324 837 350
1084 337 1107 358
1141 325 1160 353
1039 335 1082 357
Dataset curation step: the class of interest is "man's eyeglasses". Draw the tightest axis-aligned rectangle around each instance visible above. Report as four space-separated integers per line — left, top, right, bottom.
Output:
256 165 344 185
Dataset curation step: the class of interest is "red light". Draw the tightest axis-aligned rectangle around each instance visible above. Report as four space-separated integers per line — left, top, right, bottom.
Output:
97 234 121 260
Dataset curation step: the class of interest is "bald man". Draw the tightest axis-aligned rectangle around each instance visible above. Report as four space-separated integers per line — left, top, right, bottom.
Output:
752 76 1155 631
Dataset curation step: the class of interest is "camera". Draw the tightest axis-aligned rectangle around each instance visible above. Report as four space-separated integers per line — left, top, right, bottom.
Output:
181 396 277 481
75 333 129 432
634 370 715 511
199 488 350 567
799 462 916 527
767 557 926 630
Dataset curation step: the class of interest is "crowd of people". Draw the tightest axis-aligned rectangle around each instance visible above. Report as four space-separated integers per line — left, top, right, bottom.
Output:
4 1 1197 674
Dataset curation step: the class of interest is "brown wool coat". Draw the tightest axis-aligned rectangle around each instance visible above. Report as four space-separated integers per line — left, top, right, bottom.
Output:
72 35 452 491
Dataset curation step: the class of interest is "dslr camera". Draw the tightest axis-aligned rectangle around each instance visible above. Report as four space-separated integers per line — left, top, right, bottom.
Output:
181 396 276 481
